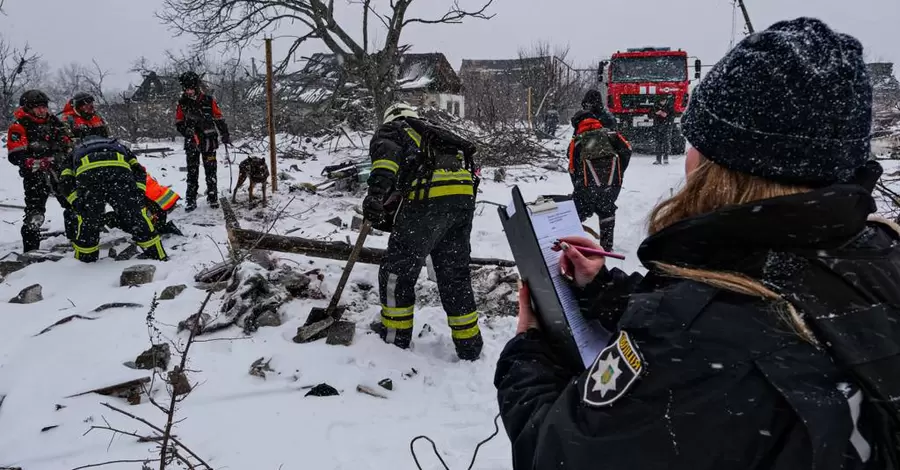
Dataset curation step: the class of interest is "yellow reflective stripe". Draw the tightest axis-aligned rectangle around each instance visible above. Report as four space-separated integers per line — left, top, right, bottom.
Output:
451 324 481 340
404 128 422 147
75 160 130 176
382 318 414 330
408 184 474 200
66 191 77 204
73 243 99 254
156 189 178 209
76 214 84 239
372 159 400 173
410 170 473 188
136 235 166 259
382 305 414 317
140 207 156 232
127 158 139 166
447 311 478 327
61 168 74 177
136 183 147 191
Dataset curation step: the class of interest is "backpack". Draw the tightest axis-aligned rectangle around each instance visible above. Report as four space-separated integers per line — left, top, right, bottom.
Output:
576 129 620 162
772 217 900 467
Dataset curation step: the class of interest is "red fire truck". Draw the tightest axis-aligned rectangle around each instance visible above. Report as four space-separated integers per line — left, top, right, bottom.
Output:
600 47 701 153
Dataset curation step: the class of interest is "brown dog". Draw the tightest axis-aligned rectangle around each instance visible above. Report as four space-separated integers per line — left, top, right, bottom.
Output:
232 156 270 205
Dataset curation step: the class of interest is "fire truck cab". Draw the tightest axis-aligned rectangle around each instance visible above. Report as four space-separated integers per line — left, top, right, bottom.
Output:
600 47 701 154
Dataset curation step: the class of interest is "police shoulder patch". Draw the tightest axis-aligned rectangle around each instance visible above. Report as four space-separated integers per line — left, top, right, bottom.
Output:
582 330 645 407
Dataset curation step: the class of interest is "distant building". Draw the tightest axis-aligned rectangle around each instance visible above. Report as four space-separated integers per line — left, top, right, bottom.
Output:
127 71 183 103
868 63 900 114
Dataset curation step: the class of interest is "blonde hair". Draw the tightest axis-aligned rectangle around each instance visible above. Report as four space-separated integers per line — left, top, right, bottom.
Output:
647 157 817 343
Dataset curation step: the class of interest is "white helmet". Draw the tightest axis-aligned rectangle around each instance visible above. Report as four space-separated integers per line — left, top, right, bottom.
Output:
383 102 418 124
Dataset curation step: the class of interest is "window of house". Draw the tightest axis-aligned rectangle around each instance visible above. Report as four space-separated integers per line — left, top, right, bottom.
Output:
446 101 453 113
453 101 460 117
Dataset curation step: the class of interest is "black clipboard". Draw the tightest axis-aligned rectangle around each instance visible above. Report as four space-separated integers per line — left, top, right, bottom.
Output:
497 185 585 370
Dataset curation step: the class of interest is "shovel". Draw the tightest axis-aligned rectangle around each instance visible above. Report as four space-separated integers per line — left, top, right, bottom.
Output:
293 219 372 343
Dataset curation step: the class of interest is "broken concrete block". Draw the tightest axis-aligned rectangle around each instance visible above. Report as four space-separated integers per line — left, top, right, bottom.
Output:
351 215 364 232
0 260 26 279
305 383 339 397
378 378 393 391
134 343 171 370
120 264 156 286
325 321 355 346
256 309 283 328
9 284 43 304
159 284 187 300
325 216 342 227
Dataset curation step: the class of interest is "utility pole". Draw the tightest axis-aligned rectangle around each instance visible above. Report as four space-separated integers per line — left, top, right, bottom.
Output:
265 37 277 191
737 0 754 34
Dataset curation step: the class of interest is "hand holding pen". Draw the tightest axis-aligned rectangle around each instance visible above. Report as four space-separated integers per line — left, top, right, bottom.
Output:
551 236 625 288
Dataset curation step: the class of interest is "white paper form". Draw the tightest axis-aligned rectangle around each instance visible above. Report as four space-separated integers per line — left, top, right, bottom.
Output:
529 200 611 367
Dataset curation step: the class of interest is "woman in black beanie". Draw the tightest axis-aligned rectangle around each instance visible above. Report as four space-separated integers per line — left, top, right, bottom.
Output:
495 17 899 470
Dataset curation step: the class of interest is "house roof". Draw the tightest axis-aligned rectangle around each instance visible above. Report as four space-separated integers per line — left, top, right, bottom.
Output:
459 56 553 75
299 52 463 94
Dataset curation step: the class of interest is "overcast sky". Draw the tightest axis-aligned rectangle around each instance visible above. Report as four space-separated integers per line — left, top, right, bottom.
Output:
0 0 897 91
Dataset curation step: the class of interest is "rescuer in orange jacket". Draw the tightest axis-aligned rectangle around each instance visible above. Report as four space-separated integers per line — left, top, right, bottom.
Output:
61 92 109 143
568 90 633 250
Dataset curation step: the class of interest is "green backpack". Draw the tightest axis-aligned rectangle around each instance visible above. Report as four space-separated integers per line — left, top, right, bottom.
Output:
576 129 619 162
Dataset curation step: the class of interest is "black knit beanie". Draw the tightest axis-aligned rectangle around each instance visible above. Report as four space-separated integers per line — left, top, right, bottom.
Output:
681 17 872 186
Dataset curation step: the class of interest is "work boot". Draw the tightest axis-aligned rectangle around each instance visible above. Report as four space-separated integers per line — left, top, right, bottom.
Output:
207 195 219 209
454 333 484 361
663 156 669 164
370 321 412 350
185 200 197 212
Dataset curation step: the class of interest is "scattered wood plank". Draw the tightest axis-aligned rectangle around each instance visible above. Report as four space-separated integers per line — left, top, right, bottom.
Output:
66 377 151 405
34 314 97 337
92 302 143 313
227 227 514 267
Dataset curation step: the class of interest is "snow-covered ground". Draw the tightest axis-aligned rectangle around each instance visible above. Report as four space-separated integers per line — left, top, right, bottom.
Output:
0 134 685 469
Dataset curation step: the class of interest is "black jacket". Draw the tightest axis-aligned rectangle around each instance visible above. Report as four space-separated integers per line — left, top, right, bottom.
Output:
650 97 676 126
496 166 892 470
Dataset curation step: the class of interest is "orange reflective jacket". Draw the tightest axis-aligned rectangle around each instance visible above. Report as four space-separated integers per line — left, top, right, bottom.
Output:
145 173 180 210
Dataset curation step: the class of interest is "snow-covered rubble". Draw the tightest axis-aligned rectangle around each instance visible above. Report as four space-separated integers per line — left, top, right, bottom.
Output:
0 132 679 469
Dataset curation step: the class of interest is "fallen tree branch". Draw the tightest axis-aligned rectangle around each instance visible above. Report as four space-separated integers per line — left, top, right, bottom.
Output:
227 226 514 267
101 402 211 469
71 459 159 469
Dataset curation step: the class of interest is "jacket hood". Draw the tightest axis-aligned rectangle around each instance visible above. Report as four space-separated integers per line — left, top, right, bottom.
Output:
62 99 75 115
637 163 882 274
13 107 48 124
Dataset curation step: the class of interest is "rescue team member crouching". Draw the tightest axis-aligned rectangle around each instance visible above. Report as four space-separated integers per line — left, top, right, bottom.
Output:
175 71 231 212
496 18 893 469
59 136 168 262
105 170 183 236
6 89 77 252
363 103 483 361
61 92 109 142
567 93 633 250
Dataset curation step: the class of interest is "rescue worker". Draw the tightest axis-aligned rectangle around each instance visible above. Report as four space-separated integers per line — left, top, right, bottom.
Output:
363 102 483 361
175 71 231 211
650 94 676 164
61 92 109 142
581 89 617 130
59 136 167 262
567 96 632 250
105 170 182 236
496 18 889 469
5 89 77 252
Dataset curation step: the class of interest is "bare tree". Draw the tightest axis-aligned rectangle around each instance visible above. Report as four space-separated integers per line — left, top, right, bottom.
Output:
0 34 38 126
50 60 111 105
158 0 494 123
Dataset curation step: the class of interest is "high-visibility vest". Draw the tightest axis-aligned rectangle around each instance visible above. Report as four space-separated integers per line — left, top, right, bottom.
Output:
145 173 180 210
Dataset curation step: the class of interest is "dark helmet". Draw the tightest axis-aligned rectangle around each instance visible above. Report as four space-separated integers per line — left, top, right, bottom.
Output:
179 71 201 90
19 89 49 108
72 92 94 108
581 89 604 109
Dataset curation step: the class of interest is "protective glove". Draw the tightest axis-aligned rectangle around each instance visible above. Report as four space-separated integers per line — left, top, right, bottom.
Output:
362 194 385 223
24 157 53 172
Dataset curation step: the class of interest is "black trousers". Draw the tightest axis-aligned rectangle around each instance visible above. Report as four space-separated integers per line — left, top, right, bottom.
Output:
378 201 480 346
73 168 166 262
655 124 673 161
185 148 218 203
20 171 78 252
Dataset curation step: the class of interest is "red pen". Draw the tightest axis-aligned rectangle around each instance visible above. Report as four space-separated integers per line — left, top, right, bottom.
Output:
553 240 626 260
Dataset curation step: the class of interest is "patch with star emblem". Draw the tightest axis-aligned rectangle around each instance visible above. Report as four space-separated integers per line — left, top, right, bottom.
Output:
582 330 645 407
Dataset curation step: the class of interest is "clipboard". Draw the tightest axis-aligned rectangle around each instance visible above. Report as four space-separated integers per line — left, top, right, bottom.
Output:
498 185 610 369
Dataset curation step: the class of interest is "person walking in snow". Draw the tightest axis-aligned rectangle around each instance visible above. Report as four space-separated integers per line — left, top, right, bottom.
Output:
60 92 109 143
496 18 896 469
567 92 633 250
5 89 78 252
175 71 231 212
362 102 483 361
58 136 168 262
650 94 676 164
